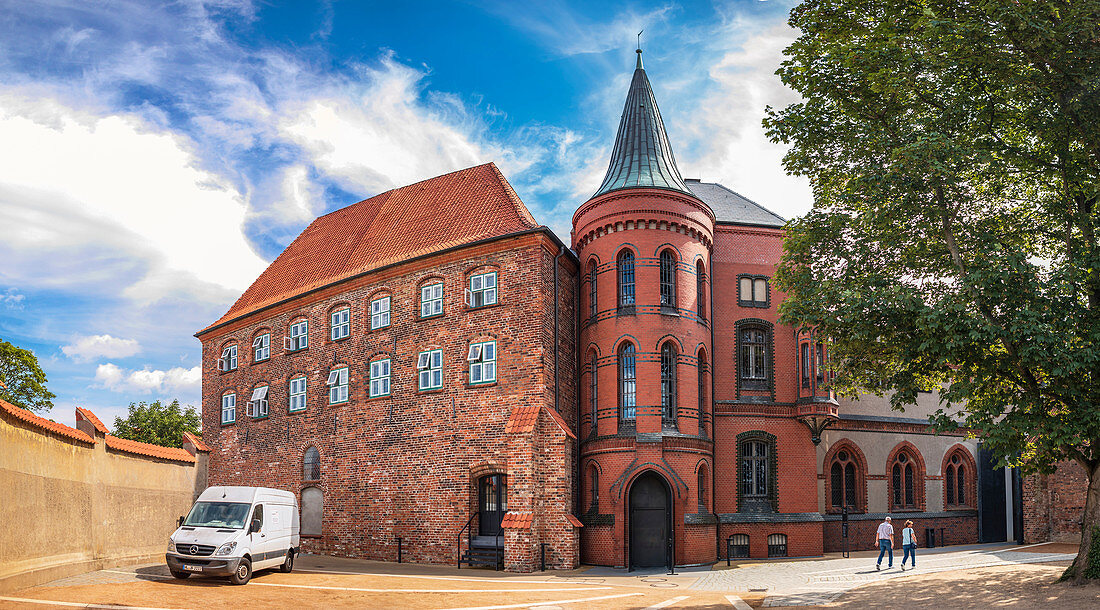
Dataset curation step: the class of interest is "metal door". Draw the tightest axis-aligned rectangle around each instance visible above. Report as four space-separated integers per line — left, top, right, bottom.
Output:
629 472 670 568
478 474 506 536
978 445 1007 542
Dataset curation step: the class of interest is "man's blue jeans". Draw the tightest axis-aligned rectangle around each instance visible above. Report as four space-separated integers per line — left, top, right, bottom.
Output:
877 539 893 566
902 543 916 566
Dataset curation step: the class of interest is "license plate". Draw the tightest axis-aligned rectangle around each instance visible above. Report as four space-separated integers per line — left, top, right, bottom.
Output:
182 565 203 572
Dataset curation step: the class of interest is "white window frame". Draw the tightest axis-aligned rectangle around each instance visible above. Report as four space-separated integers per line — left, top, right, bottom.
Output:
369 358 391 397
221 393 236 424
287 320 309 351
417 349 443 390
467 272 497 308
327 366 349 404
289 376 307 412
248 385 269 418
330 308 350 341
420 283 443 318
253 333 270 362
370 296 391 329
468 340 496 385
220 345 238 371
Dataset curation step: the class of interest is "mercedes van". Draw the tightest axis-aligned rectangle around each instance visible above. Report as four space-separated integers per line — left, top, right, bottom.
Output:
166 486 300 585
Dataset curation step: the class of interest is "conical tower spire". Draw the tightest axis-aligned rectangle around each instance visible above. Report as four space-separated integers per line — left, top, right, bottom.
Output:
592 48 691 198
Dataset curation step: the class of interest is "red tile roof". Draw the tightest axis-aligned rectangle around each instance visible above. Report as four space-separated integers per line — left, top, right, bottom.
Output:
565 513 584 528
75 407 109 434
183 431 211 452
0 398 93 444
542 406 577 440
504 405 576 439
201 163 539 333
500 511 534 530
105 434 196 463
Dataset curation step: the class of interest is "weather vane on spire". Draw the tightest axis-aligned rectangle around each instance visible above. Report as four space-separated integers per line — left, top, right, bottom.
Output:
637 29 643 52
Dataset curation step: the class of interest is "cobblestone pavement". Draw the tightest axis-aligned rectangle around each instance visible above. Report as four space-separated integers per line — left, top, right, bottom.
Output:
689 544 1076 607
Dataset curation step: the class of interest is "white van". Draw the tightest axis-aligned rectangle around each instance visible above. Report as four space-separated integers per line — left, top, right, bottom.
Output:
166 486 300 585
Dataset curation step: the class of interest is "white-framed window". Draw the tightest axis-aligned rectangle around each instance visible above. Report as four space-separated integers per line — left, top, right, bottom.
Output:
286 320 309 351
221 393 236 424
467 272 497 308
369 359 391 397
370 296 391 329
289 376 307 412
467 340 496 384
421 283 443 317
248 385 269 418
252 333 270 362
326 366 349 404
219 344 238 371
330 308 350 340
417 349 443 390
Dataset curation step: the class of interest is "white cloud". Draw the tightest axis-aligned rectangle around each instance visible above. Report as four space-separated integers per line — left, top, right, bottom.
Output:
94 362 201 395
62 334 141 362
1 288 24 309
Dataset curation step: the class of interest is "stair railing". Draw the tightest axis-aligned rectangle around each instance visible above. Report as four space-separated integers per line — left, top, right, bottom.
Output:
457 511 479 568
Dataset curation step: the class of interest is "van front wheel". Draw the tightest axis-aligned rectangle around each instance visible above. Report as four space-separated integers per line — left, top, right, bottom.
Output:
279 550 294 573
230 558 252 585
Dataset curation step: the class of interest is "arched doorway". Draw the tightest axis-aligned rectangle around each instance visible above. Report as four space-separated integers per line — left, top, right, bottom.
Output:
629 471 671 568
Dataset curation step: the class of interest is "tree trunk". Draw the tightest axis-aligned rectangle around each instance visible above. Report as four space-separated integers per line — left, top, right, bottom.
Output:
1066 460 1100 584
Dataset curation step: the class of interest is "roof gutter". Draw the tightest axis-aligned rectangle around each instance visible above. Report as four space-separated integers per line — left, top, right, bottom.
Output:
196 226 577 339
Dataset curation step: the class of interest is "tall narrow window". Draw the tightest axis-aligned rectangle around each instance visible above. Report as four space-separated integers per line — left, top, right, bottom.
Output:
289 376 307 412
369 358 391 397
801 342 812 388
891 451 918 509
467 340 496 384
946 462 956 506
588 261 598 320
221 392 236 424
370 296 391 329
659 250 676 308
330 308 350 340
327 366 349 404
253 333 270 362
698 467 708 511
660 342 677 420
619 343 636 419
418 349 443 390
588 464 599 510
696 261 706 321
815 342 825 385
698 351 707 436
589 351 598 431
739 327 770 390
742 441 769 499
618 250 635 310
421 283 443 317
956 463 965 505
828 449 861 510
945 452 969 506
303 446 320 481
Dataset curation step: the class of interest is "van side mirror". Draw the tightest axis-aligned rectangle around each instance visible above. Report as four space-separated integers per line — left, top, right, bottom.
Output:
177 516 185 527
250 519 261 534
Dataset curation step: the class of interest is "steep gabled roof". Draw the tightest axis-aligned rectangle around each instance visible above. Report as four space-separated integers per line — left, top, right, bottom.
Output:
684 179 786 228
592 50 692 199
201 163 539 334
76 406 109 434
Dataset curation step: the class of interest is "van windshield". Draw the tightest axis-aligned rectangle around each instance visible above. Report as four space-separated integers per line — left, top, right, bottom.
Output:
183 502 252 529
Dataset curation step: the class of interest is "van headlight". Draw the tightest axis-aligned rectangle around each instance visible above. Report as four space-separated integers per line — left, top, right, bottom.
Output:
214 541 237 556
168 539 176 553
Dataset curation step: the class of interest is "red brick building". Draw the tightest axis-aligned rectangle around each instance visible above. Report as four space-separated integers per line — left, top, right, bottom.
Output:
198 49 1010 572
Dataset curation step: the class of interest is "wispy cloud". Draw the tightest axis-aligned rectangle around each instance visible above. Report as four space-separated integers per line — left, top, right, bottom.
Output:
62 334 141 363
1 288 24 309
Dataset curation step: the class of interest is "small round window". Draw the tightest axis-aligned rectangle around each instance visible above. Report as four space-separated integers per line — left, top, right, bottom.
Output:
898 453 908 463
838 450 848 461
951 454 959 464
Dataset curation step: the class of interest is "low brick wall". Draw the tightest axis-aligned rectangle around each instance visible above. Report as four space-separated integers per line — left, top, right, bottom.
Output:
821 512 976 553
1023 460 1086 544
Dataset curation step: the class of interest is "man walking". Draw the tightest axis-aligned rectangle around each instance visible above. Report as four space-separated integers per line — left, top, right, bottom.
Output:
875 516 894 570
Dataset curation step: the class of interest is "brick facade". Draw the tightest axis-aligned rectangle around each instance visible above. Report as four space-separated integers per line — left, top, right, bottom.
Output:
1023 460 1086 544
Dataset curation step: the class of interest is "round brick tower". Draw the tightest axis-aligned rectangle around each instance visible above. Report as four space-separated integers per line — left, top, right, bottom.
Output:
573 48 716 569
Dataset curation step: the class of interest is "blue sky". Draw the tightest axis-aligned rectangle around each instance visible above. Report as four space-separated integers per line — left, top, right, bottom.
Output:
0 0 808 429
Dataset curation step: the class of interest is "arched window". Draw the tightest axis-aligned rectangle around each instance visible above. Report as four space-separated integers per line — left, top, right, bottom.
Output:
890 450 918 510
618 250 635 311
303 446 321 481
588 463 599 511
738 324 771 391
301 486 322 536
944 449 973 507
697 465 708 512
696 261 706 321
698 350 708 437
588 350 598 433
829 449 860 510
587 261 598 320
619 343 636 420
660 342 677 420
659 250 676 308
729 534 750 559
767 533 788 557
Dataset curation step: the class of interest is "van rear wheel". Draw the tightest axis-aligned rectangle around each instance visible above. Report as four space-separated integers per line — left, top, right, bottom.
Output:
229 558 251 585
279 550 294 573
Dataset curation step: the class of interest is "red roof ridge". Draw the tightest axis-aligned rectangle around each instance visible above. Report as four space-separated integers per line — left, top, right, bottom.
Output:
0 398 94 444
541 405 577 440
486 162 538 228
75 406 109 434
565 513 584 528
104 434 196 463
183 431 211 452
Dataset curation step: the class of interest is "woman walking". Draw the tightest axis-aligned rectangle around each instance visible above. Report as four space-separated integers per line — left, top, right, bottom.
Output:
900 520 917 570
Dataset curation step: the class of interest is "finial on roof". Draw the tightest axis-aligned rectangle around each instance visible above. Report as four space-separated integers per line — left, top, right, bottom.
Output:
636 30 644 69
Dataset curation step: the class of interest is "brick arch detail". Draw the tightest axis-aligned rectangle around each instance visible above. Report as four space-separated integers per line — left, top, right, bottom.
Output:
653 243 685 259
326 300 352 314
615 243 640 257
463 262 502 276
821 438 869 513
611 334 640 353
610 460 688 499
469 461 507 479
941 444 977 508
885 441 927 511
365 286 392 301
654 335 685 352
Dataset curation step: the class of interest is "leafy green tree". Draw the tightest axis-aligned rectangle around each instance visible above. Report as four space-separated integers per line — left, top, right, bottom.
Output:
112 399 201 449
765 0 1100 581
0 339 56 413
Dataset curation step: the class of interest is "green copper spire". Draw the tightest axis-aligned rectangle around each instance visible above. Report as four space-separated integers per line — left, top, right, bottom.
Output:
592 48 692 199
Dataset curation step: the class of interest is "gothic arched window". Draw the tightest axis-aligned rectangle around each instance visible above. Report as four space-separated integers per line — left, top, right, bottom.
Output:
618 250 635 311
660 342 677 420
587 260 598 320
659 250 677 309
696 261 706 321
619 343 636 420
303 446 320 481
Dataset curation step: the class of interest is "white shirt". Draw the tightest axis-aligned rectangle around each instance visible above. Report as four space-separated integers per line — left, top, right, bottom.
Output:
876 522 894 540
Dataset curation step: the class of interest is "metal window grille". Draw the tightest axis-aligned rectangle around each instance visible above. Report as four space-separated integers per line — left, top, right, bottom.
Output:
729 534 750 559
618 251 635 308
767 534 788 557
659 250 676 307
742 441 768 498
660 343 676 420
303 447 320 481
588 264 597 318
740 329 769 388
619 344 636 419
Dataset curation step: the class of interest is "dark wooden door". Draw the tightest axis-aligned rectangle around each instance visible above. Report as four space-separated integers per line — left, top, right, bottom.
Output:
978 445 1007 542
478 474 506 536
630 473 670 568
